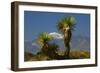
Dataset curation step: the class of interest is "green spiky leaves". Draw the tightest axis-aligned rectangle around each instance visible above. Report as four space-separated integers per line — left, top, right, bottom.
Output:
37 32 53 46
57 16 76 32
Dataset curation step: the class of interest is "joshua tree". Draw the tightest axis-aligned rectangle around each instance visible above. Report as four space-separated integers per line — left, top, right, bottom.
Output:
57 16 76 58
37 32 53 46
37 32 59 59
37 32 53 53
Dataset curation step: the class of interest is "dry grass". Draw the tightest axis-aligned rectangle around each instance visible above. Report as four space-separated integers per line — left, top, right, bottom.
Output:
24 50 90 61
69 51 90 59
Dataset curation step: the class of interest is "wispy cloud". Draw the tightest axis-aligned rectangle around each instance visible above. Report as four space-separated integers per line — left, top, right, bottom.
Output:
32 42 38 46
49 32 63 39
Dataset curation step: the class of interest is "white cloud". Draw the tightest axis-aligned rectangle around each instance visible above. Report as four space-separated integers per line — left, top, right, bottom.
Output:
49 32 63 39
32 42 38 46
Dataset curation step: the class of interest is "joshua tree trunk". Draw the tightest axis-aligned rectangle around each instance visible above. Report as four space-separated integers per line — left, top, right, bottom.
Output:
64 29 72 58
64 43 71 58
41 42 49 55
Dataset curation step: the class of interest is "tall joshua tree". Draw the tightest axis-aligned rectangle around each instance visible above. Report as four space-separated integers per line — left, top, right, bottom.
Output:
57 16 76 58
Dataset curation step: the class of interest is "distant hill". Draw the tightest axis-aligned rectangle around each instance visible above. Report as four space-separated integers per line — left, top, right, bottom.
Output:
24 41 41 54
71 36 90 51
24 36 90 54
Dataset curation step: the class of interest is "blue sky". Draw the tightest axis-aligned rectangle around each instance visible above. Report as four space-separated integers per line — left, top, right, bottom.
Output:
24 11 90 41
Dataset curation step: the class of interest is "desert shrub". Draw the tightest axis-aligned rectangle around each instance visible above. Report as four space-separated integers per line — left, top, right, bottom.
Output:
39 43 59 59
24 52 34 61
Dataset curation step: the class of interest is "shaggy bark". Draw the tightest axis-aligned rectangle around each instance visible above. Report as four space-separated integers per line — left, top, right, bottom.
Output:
64 29 72 58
